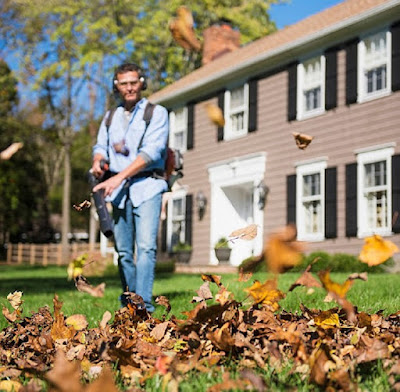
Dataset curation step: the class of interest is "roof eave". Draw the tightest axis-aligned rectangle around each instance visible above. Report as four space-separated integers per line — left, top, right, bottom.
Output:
152 0 400 107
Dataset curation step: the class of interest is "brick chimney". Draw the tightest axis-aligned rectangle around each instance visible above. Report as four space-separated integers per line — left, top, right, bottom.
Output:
202 21 240 65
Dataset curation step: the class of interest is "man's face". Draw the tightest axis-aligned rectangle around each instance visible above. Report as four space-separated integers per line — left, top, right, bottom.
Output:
115 70 143 105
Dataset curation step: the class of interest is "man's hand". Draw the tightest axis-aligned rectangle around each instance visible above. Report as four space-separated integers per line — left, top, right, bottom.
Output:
93 174 124 197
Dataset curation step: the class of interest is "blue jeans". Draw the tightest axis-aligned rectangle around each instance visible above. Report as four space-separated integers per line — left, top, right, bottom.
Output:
113 193 162 312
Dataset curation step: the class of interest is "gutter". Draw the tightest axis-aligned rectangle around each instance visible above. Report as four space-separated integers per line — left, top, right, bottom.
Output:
152 0 400 105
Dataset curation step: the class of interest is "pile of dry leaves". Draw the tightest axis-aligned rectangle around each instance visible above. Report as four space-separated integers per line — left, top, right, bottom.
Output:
0 226 399 391
0 268 399 392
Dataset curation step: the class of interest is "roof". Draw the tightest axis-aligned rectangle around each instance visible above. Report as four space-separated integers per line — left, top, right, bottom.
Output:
150 0 400 106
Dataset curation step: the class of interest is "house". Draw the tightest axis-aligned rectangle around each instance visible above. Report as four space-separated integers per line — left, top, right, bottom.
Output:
149 0 400 267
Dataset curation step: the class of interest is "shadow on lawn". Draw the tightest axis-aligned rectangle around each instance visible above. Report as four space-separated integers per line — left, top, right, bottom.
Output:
0 275 122 296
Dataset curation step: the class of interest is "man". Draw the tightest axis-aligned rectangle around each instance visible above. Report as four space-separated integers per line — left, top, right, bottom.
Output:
92 63 169 312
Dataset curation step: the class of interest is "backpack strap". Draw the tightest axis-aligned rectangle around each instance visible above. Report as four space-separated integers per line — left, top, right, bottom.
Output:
137 102 155 150
105 107 117 160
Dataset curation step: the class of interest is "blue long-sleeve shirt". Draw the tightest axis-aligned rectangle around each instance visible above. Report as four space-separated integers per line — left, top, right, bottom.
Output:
93 98 169 208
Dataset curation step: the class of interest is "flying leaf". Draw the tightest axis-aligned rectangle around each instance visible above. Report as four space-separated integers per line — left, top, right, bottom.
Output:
65 314 88 331
74 275 105 298
244 278 285 311
289 265 322 291
72 200 91 212
292 132 313 150
229 224 258 241
7 291 23 310
168 6 201 51
192 281 213 303
2 306 18 323
205 103 225 127
215 287 233 306
67 254 87 280
0 142 23 160
201 274 223 287
263 224 305 274
359 234 399 266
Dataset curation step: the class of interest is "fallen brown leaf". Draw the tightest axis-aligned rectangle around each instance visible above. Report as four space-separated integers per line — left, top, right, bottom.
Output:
74 275 105 298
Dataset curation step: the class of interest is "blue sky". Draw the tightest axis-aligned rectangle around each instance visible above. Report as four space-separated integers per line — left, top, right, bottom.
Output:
269 0 343 29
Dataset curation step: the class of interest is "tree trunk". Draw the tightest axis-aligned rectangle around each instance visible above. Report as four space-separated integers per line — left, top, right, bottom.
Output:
61 142 71 262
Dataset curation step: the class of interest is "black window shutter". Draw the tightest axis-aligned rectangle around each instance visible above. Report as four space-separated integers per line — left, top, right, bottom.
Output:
325 47 338 110
217 91 225 142
345 163 357 237
392 154 400 233
186 103 194 150
287 62 297 121
391 21 400 92
325 167 337 238
345 39 359 105
248 79 258 132
185 194 193 246
287 174 296 224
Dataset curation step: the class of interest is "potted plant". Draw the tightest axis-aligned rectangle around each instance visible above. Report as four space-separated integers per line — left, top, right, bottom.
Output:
214 237 231 264
172 242 192 264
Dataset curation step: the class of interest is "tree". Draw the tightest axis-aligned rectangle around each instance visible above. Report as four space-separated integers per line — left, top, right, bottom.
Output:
0 0 281 256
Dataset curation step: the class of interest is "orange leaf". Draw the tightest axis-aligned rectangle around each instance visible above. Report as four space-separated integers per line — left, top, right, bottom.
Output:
264 224 305 274
201 274 223 287
359 234 399 266
205 103 225 127
289 265 322 291
292 132 313 150
244 278 285 311
51 295 74 341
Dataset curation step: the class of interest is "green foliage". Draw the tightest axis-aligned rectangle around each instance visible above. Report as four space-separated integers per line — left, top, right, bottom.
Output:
0 60 18 116
214 237 229 249
172 242 192 252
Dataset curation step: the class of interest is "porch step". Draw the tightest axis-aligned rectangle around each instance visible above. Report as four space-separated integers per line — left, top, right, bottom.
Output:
175 264 238 274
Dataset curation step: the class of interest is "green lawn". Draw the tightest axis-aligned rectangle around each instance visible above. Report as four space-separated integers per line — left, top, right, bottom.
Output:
1 264 399 331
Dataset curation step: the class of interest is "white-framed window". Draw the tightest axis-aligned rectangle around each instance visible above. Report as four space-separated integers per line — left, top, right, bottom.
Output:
169 106 187 152
296 160 327 241
358 29 391 102
297 55 325 120
167 191 186 252
224 83 249 140
357 145 394 237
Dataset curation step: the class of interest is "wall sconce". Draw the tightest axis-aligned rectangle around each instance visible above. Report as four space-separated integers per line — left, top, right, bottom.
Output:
256 181 269 210
196 190 207 220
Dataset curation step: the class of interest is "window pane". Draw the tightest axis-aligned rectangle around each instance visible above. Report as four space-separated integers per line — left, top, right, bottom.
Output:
230 87 244 109
365 161 386 187
175 108 186 128
172 199 183 216
304 200 322 234
366 190 388 229
304 87 321 111
303 173 320 196
231 111 244 132
174 131 184 150
366 66 386 93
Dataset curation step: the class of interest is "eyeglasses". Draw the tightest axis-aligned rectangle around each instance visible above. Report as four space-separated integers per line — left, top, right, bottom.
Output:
116 79 140 88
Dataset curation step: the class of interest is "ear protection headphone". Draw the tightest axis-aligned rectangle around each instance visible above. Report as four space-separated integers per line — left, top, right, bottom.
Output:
112 62 147 94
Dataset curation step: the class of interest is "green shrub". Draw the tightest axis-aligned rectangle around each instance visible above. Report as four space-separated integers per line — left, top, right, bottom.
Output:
292 251 389 273
214 237 230 249
155 260 175 273
239 256 265 272
172 242 192 252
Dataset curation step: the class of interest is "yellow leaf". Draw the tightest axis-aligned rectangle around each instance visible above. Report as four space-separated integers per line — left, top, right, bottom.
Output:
205 103 225 127
314 310 340 329
359 235 399 266
7 291 23 310
244 278 285 311
0 380 22 392
318 270 353 298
